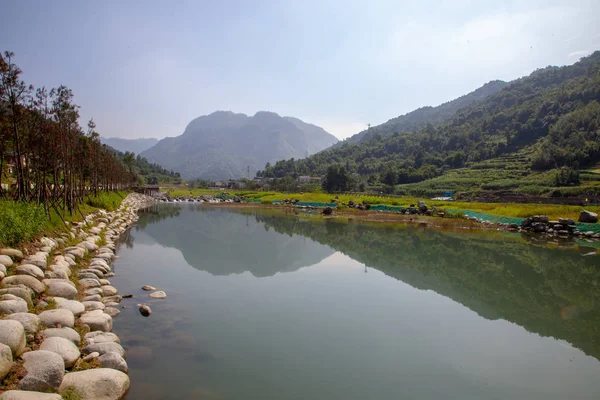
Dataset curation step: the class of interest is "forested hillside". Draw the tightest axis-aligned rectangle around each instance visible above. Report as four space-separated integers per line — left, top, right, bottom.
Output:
103 145 182 185
259 52 600 196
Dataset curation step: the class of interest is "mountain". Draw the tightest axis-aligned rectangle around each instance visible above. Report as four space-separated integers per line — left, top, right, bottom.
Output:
100 137 159 155
260 51 600 196
140 111 338 180
334 80 508 146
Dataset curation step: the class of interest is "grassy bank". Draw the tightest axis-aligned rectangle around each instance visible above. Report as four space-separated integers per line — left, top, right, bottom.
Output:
0 191 127 248
164 187 600 221
0 201 46 247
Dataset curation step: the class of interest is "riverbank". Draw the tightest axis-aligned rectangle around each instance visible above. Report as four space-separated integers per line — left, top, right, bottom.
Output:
162 188 600 221
158 191 600 240
0 192 127 249
0 192 155 399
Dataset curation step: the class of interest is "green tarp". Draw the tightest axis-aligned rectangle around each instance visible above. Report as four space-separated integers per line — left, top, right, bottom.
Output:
447 209 600 234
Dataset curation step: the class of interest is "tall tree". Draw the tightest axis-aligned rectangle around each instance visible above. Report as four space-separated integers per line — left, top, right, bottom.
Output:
322 165 351 193
0 51 32 201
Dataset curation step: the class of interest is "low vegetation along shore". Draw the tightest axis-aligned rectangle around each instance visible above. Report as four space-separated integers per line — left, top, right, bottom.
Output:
0 193 155 399
163 188 600 225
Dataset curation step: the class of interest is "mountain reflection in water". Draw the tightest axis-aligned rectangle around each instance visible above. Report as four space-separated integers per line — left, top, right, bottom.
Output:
133 204 600 362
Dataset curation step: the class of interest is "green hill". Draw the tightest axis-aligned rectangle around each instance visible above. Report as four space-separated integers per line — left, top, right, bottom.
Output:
104 145 182 185
260 52 600 197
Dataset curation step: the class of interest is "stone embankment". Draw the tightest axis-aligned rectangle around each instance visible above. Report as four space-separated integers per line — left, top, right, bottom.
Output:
462 210 599 239
159 193 240 203
0 193 154 399
518 212 600 239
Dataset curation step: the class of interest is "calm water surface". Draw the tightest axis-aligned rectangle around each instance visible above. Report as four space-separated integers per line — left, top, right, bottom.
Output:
109 204 600 400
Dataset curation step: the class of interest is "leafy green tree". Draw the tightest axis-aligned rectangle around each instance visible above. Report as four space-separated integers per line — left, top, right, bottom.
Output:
381 168 397 186
322 165 351 193
122 151 136 182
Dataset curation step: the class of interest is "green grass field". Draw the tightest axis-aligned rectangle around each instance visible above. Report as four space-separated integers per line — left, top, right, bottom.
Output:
163 186 599 221
0 191 127 247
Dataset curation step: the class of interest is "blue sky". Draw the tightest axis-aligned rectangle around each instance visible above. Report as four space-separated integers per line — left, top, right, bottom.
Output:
1 0 599 140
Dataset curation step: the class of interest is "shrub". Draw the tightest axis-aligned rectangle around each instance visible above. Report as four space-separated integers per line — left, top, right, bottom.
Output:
84 191 126 211
0 200 46 247
553 167 580 186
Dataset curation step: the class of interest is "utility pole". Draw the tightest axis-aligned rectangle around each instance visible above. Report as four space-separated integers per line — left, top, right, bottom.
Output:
247 165 250 180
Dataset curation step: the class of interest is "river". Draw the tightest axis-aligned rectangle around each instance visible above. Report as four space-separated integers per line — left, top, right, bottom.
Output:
109 204 600 400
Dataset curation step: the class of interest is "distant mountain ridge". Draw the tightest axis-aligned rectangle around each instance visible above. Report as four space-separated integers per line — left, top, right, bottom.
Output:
100 137 159 155
140 111 338 180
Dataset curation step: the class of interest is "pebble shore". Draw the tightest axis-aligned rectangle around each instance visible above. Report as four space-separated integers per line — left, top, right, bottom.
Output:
0 193 155 399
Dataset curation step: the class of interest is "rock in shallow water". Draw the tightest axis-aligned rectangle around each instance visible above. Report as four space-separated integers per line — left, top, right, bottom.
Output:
139 304 152 317
149 290 167 299
102 285 118 296
82 341 125 358
104 307 120 317
141 285 155 291
85 331 121 345
99 351 128 373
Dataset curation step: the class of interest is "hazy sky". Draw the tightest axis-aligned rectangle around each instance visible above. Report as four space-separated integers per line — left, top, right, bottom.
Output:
1 0 599 140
